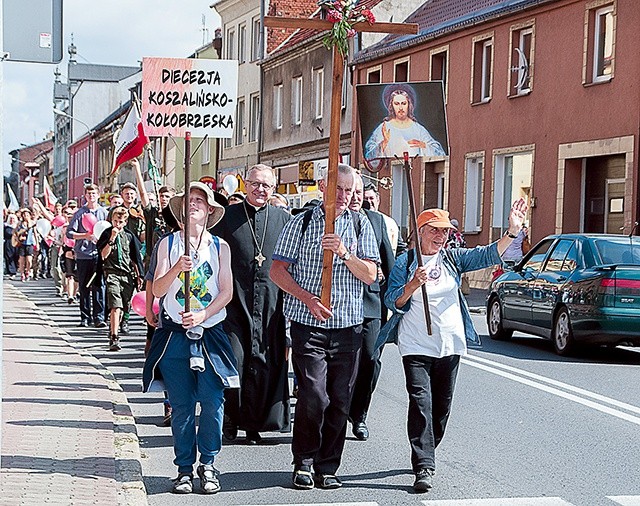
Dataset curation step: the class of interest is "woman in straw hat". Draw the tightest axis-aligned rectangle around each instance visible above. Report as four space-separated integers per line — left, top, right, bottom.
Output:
376 198 527 493
142 182 239 495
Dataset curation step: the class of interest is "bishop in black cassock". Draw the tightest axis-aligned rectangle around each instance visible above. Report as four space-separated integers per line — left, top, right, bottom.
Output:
212 165 291 443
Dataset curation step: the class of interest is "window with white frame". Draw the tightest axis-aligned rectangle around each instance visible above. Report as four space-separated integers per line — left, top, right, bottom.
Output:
226 28 236 60
492 152 532 235
593 5 614 82
201 137 210 165
274 84 283 129
509 24 534 96
235 98 245 145
394 59 409 82
430 47 449 102
464 156 484 232
367 66 381 84
238 24 246 64
292 76 302 126
313 67 324 120
341 61 348 110
249 93 260 143
251 16 261 61
472 35 493 103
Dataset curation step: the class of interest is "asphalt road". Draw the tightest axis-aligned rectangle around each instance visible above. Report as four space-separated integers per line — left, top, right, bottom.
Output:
15 279 640 506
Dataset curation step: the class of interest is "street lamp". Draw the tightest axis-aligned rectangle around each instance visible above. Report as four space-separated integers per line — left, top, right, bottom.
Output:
53 107 94 199
52 107 92 132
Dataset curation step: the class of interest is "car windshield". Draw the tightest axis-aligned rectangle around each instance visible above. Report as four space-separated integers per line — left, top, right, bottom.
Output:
593 237 640 265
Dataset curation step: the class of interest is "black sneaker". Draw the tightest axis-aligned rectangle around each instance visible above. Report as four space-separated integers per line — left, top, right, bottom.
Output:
292 465 314 490
94 320 107 328
172 473 193 494
413 468 434 492
197 464 220 494
79 320 89 328
120 321 130 335
109 335 121 351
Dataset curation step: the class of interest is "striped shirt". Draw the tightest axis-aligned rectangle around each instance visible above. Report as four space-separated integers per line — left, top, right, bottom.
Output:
273 205 380 329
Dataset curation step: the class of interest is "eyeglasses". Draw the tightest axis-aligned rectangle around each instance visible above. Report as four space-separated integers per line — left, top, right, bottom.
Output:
246 180 275 191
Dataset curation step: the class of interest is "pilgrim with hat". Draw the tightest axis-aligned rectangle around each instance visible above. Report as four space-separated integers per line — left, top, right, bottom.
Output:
143 181 239 495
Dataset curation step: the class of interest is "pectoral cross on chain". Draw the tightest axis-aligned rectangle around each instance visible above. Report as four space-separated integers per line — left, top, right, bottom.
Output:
255 252 266 268
264 13 417 307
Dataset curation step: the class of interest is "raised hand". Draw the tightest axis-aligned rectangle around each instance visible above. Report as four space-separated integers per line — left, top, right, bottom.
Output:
508 198 528 234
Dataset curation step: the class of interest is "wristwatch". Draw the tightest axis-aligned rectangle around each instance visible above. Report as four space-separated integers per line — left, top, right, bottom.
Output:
108 240 115 246
340 250 352 261
505 230 519 239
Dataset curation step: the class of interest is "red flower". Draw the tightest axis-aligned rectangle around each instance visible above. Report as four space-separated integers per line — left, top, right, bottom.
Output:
347 28 357 38
327 9 343 23
361 8 375 24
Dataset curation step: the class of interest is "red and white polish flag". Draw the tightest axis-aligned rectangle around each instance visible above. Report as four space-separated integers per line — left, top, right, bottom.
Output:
111 104 149 175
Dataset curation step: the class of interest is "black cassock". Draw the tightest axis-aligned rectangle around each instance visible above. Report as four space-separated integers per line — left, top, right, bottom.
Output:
213 202 291 432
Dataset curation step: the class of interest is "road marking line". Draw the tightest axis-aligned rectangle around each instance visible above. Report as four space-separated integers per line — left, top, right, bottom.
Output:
464 354 640 416
239 503 379 506
421 498 575 505
607 497 640 506
462 359 640 427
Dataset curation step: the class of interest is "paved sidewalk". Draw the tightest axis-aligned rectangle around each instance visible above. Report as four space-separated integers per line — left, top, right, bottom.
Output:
1 283 147 506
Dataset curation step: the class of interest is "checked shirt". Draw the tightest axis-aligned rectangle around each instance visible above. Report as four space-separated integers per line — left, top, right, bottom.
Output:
273 205 380 329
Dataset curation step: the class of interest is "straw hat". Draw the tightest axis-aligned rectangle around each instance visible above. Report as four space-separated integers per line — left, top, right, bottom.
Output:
168 182 225 229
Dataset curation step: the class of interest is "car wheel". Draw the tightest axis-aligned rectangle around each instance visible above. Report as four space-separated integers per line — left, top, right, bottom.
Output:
553 307 576 356
487 297 513 341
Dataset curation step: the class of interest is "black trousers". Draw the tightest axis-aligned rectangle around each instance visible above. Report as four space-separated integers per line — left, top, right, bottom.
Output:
349 317 382 424
76 258 104 324
402 354 460 472
290 321 362 475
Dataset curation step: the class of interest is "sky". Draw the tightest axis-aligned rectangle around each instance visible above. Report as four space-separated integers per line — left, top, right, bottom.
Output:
1 0 221 176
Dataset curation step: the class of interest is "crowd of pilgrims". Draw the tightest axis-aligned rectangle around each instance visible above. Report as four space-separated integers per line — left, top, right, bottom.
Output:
4 160 515 497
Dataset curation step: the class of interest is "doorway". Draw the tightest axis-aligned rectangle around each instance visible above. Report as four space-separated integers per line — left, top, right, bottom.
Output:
582 155 625 233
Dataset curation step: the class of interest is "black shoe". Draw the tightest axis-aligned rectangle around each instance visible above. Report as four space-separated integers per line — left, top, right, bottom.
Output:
163 403 172 427
246 430 262 445
315 474 342 489
94 320 107 328
79 320 89 328
222 417 237 442
292 465 314 490
352 421 369 441
413 468 434 492
120 321 130 335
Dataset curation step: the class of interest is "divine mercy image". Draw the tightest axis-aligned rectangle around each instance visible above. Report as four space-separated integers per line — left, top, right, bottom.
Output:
358 81 449 161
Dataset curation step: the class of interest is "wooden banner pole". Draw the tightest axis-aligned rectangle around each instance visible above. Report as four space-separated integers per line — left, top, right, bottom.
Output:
183 131 191 312
403 152 432 335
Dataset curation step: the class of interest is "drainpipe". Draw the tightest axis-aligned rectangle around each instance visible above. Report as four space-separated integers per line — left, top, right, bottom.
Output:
257 0 265 164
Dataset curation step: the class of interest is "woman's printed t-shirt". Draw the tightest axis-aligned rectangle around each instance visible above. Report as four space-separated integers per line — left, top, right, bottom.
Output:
163 231 226 328
397 253 466 358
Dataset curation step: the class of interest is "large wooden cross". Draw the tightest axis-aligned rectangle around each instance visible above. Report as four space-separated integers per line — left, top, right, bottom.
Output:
264 13 418 307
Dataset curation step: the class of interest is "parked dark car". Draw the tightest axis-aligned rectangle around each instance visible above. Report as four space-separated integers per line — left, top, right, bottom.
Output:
487 234 640 355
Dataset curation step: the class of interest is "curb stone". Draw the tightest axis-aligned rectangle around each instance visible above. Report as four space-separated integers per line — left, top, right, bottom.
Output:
15 285 149 506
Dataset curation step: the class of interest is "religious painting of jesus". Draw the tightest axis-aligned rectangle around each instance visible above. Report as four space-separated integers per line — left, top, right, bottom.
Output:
357 82 449 163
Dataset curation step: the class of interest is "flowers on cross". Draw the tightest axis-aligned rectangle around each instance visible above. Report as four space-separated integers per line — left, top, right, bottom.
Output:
321 0 376 56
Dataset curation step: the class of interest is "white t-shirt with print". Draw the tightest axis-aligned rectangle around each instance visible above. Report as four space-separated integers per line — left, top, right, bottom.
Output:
397 253 466 358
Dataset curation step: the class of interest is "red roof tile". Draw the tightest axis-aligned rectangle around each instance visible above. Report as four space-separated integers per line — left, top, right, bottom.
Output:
355 0 559 62
269 0 386 57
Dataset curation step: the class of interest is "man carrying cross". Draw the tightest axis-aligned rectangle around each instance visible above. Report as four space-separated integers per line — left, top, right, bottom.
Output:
270 164 380 489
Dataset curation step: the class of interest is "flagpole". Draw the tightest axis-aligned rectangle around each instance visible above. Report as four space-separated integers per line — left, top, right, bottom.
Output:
183 132 191 312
